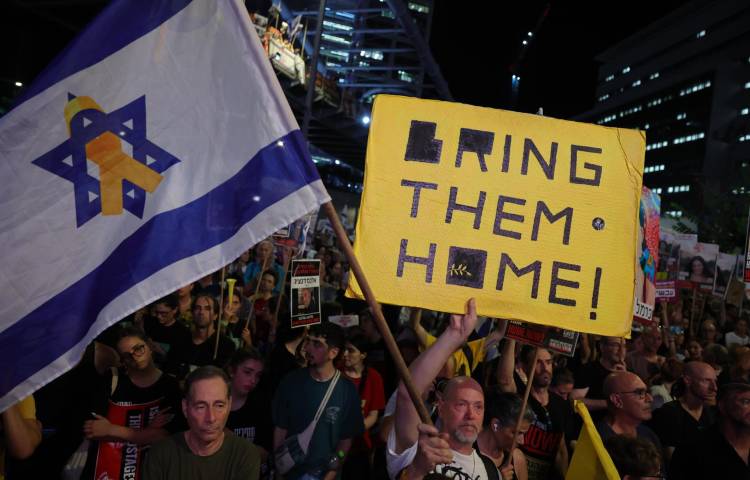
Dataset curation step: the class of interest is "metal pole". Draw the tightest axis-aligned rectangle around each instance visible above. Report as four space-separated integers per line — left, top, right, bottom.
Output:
302 0 327 138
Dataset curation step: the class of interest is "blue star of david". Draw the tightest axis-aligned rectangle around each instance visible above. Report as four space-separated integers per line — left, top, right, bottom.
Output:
32 94 180 227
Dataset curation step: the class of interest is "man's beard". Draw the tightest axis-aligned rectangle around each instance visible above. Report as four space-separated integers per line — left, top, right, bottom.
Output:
453 426 478 444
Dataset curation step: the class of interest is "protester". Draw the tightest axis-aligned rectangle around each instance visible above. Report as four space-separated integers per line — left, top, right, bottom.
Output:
144 294 191 362
648 357 684 409
669 382 750 478
686 339 704 362
387 299 508 480
143 366 260 479
700 318 721 348
595 372 661 454
175 282 194 324
267 324 306 393
626 326 664 384
648 361 716 462
550 368 575 401
725 318 750 348
475 390 533 480
167 294 236 379
1 395 41 478
497 341 573 480
223 286 252 350
340 327 386 479
248 270 282 351
82 326 182 479
226 348 274 478
571 336 626 417
272 322 363 479
243 240 284 295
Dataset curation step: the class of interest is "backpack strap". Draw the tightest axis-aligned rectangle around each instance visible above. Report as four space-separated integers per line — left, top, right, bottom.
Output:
477 450 501 480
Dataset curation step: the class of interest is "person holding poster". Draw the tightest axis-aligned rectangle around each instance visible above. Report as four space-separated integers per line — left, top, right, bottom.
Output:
496 342 573 480
82 326 182 480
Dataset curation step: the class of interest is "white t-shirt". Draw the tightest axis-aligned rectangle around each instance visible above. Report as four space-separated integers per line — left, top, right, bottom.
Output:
725 331 750 348
386 428 490 480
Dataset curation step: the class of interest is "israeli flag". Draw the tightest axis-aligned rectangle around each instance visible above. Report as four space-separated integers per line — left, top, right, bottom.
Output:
0 0 329 410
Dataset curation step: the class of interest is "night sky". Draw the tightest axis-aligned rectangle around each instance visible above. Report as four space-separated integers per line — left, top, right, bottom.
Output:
430 0 691 119
2 1 691 120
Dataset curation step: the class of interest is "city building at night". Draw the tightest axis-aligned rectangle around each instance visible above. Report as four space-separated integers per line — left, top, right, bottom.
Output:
574 0 750 226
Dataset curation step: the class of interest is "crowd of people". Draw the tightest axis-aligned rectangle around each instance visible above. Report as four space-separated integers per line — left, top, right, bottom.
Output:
2 226 750 480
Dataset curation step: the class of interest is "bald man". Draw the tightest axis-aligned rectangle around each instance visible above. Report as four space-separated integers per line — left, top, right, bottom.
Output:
595 371 662 453
387 299 508 480
648 361 717 462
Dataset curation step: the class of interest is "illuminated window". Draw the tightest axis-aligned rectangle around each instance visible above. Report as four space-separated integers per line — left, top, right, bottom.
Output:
605 74 615 82
696 30 706 38
679 80 711 96
622 66 631 74
323 20 352 32
649 72 660 80
408 2 429 13
321 33 351 45
673 132 705 144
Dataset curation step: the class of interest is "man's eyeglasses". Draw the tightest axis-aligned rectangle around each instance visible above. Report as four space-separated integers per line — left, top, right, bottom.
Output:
120 343 147 360
616 388 650 400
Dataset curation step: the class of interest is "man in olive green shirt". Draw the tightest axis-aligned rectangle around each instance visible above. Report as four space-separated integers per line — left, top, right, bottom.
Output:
143 366 259 480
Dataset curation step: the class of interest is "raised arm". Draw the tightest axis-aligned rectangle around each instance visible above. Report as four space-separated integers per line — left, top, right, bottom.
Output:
496 338 517 393
393 299 477 453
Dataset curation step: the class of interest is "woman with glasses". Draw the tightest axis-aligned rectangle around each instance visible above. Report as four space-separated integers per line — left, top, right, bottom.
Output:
80 326 183 479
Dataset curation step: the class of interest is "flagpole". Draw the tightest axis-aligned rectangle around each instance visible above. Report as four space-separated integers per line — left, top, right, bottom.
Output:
503 346 539 468
322 201 433 424
213 267 227 360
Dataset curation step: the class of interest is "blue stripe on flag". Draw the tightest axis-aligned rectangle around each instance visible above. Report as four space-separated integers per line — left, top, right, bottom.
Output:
0 129 320 397
13 0 193 108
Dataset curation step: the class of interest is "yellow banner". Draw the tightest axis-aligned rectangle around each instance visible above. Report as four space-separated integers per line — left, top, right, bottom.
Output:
566 401 620 480
347 95 644 336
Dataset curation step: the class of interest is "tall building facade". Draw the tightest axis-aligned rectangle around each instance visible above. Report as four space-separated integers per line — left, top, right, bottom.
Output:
574 0 750 223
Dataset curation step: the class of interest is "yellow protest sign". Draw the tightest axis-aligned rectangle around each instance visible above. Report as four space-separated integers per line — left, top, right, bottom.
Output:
347 95 644 336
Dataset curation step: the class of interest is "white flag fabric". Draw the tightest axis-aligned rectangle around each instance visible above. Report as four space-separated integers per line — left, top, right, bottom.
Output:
0 0 329 410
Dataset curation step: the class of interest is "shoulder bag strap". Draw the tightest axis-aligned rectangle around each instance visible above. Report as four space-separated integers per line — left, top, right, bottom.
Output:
312 370 340 425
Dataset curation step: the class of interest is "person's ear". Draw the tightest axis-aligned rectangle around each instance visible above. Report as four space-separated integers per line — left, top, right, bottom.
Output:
609 393 623 408
328 346 340 361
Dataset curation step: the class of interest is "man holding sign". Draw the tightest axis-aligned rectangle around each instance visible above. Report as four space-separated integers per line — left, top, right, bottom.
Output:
387 299 510 480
